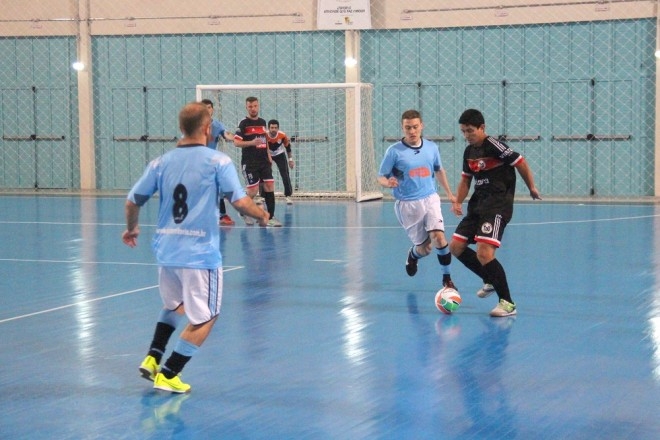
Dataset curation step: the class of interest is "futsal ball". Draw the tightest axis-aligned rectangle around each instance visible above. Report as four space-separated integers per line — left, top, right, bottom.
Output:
435 287 462 314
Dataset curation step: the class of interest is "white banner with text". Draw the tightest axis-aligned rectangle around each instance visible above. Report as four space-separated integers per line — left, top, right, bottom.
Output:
317 0 371 30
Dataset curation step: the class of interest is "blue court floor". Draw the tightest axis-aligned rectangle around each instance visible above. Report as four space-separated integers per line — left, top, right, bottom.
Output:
0 195 659 439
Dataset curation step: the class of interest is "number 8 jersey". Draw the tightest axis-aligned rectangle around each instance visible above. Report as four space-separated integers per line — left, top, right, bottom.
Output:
127 144 246 269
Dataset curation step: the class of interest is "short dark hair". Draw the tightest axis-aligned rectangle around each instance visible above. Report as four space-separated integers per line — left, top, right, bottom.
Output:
268 119 279 127
201 98 213 108
246 96 258 103
458 109 485 127
401 109 422 122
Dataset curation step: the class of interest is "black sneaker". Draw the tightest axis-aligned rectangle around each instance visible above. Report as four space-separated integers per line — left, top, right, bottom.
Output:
405 247 418 277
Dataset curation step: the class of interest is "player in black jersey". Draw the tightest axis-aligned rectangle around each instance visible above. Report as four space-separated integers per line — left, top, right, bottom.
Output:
449 109 541 317
233 97 281 227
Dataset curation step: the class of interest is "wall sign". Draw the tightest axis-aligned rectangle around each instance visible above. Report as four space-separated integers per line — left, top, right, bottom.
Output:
317 0 372 30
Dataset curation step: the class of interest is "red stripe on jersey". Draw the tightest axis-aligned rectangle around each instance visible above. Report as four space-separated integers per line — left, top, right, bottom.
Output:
245 126 267 135
467 157 504 173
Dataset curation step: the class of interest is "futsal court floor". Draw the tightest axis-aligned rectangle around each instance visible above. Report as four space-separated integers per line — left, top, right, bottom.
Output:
1 194 659 439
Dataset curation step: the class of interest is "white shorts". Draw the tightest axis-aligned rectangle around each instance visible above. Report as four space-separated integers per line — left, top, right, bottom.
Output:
394 193 446 246
158 267 223 325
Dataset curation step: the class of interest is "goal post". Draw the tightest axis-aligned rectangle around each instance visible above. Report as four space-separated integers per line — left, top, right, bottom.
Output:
195 83 382 202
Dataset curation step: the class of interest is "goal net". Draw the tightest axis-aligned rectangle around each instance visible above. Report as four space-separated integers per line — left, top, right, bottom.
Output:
195 83 382 202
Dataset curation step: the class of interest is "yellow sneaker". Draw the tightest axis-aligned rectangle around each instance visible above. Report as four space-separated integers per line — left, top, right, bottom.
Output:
139 355 159 382
153 372 191 394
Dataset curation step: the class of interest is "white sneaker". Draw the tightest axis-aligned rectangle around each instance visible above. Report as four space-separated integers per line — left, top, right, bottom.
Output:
267 217 282 227
490 299 517 317
241 214 255 226
286 197 293 205
476 283 495 298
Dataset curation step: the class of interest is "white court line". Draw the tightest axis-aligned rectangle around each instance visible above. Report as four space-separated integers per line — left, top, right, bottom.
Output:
0 220 127 226
508 214 660 226
222 266 244 273
0 265 245 324
315 259 345 263
0 285 158 324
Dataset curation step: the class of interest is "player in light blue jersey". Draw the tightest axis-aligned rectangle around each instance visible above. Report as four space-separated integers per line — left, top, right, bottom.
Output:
123 102 268 393
202 98 236 226
378 109 457 290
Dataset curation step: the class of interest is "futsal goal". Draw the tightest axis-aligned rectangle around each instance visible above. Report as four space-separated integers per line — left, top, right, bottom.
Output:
195 83 382 202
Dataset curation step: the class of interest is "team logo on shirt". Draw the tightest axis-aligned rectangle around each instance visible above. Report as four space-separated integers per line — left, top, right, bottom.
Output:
481 222 493 234
408 167 431 178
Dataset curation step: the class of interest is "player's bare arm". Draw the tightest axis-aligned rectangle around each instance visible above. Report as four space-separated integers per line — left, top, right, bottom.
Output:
377 175 398 188
451 175 471 216
435 168 456 204
515 160 542 200
232 196 269 227
122 200 141 247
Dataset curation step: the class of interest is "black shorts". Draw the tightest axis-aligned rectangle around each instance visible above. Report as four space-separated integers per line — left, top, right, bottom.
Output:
241 161 274 188
453 210 509 248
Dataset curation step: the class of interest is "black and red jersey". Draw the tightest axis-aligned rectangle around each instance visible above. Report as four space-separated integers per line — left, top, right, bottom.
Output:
234 117 268 166
462 136 523 216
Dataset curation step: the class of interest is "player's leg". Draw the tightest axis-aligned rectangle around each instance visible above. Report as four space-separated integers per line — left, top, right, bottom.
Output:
450 214 488 282
155 268 223 393
219 197 226 216
262 179 280 226
451 238 495 298
426 193 454 288
394 199 428 276
261 164 281 226
255 181 265 205
155 318 217 392
218 196 235 226
139 308 183 381
431 230 454 288
475 242 515 316
240 164 260 225
140 267 184 381
473 214 516 317
242 165 260 198
275 154 293 199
